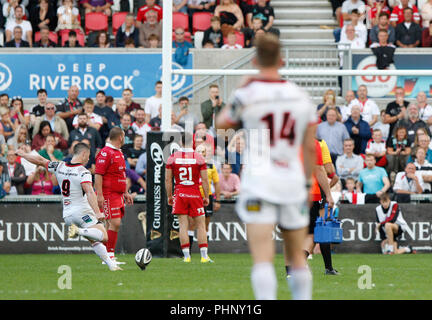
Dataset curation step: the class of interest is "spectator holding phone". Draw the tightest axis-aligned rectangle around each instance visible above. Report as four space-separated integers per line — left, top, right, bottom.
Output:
201 84 225 130
175 96 200 129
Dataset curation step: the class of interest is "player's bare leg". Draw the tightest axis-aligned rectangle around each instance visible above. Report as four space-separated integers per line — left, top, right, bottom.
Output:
194 215 212 263
246 223 276 300
178 214 191 262
384 223 398 254
282 227 312 300
188 216 196 250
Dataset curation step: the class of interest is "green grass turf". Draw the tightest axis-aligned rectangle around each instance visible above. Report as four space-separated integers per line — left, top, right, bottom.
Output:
0 253 431 300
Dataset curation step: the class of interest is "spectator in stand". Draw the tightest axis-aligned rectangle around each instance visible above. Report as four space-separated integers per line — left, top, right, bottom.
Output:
413 147 432 192
112 98 126 125
369 0 391 28
135 149 147 177
144 80 162 123
145 34 158 48
136 0 162 24
386 125 411 177
317 89 342 122
175 96 200 130
2 0 26 25
373 110 390 142
94 90 106 109
201 84 225 130
63 30 82 47
0 93 10 112
92 30 112 48
15 143 38 179
26 165 58 195
94 93 117 141
397 103 430 146
72 98 103 131
370 12 396 44
0 163 11 196
243 17 266 48
408 129 432 163
349 85 380 127
356 153 390 203
125 134 145 169
149 105 161 130
219 163 240 199
31 89 48 120
393 162 425 198
395 7 422 47
365 128 387 167
7 124 29 151
56 85 83 132
118 113 135 152
338 0 366 27
173 26 193 49
115 13 139 48
81 0 112 16
340 9 368 45
122 88 141 116
9 97 30 127
340 177 359 204
173 0 188 14
33 103 69 142
344 104 372 154
55 0 81 32
5 6 33 46
68 112 103 161
316 108 351 163
416 91 432 128
390 0 420 27
38 133 64 161
30 0 57 32
421 0 432 28
338 24 365 67
221 30 243 49
32 120 68 151
383 86 408 144
214 0 244 37
246 0 279 36
370 29 395 70
423 20 432 47
105 95 114 109
202 16 224 48
5 25 30 47
340 89 356 122
132 108 151 149
0 107 18 141
5 149 26 195
202 40 215 48
34 25 57 47
336 138 366 183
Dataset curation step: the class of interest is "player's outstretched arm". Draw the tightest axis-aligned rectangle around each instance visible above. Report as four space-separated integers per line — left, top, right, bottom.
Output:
82 182 104 221
15 148 49 168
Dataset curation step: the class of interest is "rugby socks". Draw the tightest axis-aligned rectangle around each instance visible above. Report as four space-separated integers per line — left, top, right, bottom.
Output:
92 241 117 270
106 230 118 255
78 228 104 242
181 243 191 259
319 243 333 270
288 267 312 300
199 243 208 259
188 230 194 250
251 262 277 300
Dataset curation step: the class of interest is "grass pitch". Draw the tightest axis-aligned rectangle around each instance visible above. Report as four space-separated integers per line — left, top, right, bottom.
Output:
0 253 431 300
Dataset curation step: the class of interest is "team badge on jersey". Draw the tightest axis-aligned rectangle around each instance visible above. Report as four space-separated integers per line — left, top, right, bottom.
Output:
246 199 262 212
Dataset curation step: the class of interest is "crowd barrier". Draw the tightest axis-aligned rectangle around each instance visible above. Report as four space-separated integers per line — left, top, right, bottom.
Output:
1 197 431 254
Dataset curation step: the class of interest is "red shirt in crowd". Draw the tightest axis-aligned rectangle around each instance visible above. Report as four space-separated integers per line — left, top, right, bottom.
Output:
136 4 163 23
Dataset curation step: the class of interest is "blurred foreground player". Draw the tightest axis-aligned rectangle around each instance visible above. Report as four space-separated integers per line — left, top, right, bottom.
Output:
95 127 134 265
216 34 317 300
165 132 212 263
16 143 122 271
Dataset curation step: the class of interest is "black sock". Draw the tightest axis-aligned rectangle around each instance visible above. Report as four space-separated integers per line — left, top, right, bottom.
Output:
285 265 290 276
189 235 194 250
320 243 333 270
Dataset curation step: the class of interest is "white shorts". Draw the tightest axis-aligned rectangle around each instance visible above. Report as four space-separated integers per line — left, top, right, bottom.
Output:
236 194 309 230
63 210 99 229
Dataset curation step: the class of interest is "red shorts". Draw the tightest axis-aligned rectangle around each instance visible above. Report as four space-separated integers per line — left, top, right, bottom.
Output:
102 193 125 220
172 189 205 218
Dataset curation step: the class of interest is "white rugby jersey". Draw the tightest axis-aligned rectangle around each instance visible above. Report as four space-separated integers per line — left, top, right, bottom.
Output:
46 161 94 218
223 78 317 204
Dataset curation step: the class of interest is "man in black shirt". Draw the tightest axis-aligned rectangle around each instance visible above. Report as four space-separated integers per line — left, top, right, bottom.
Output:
56 85 83 132
395 7 422 48
246 0 279 37
31 89 48 118
384 87 409 143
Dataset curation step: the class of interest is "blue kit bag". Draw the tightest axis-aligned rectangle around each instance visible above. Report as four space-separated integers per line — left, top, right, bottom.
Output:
313 204 343 244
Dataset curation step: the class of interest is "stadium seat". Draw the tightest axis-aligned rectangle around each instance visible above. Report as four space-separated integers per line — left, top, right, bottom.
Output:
85 12 109 35
60 31 86 47
112 12 128 36
173 12 189 31
172 31 192 43
192 12 212 33
223 31 245 47
34 31 58 44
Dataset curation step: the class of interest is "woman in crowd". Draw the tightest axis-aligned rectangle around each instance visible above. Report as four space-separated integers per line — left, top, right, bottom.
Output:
55 0 81 32
386 126 411 177
31 120 68 151
316 89 342 122
7 124 30 150
9 97 30 127
92 31 112 48
30 0 57 32
26 165 58 195
214 0 244 36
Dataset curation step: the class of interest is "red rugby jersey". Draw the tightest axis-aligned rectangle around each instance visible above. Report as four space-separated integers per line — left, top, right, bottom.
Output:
95 143 127 195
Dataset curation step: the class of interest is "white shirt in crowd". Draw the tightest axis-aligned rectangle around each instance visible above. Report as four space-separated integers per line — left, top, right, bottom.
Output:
144 96 162 119
341 0 366 25
393 171 426 194
414 159 432 192
72 113 103 128
340 22 367 45
221 44 243 49
365 139 386 155
348 98 380 124
5 19 32 41
131 121 152 149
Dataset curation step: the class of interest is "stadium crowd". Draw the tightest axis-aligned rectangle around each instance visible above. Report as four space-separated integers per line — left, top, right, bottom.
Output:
0 82 245 200
0 0 280 48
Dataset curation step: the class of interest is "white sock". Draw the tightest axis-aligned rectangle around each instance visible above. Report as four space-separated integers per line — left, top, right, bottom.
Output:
200 246 208 259
78 228 104 242
251 262 277 300
288 267 313 300
92 242 117 270
182 248 190 259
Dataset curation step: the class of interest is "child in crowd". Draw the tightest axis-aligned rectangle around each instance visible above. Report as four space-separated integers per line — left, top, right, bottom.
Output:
365 129 387 167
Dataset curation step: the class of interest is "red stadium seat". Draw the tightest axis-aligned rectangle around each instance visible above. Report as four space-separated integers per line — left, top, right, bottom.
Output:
172 31 192 43
192 12 212 32
223 31 245 47
112 12 129 36
173 12 189 31
60 31 85 47
85 12 108 35
34 31 58 44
